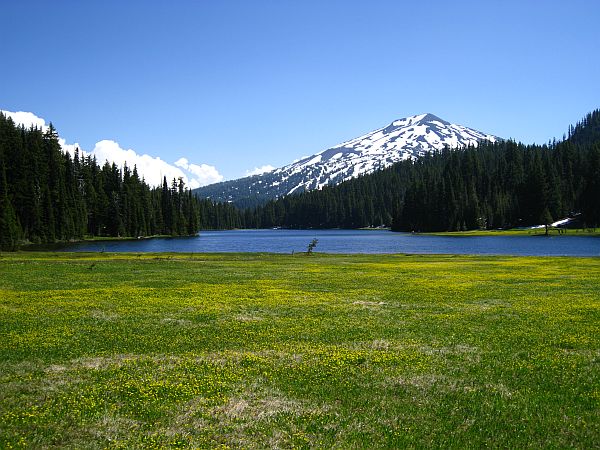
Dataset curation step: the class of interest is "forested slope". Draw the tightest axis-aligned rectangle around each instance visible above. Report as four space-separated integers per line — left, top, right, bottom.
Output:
242 111 600 231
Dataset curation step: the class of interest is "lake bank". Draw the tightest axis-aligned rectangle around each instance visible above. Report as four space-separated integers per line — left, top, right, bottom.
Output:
420 227 600 237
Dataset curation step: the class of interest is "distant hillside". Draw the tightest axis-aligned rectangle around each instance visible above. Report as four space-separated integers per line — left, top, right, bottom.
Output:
238 110 600 231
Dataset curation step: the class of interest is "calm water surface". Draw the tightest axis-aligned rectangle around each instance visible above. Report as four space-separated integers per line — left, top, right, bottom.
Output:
45 229 599 256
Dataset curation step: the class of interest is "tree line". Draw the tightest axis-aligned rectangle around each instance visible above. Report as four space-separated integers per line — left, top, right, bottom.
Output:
0 113 239 250
3 110 599 250
239 110 600 231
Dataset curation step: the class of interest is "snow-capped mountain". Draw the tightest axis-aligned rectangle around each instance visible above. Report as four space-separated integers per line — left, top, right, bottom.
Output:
194 113 499 206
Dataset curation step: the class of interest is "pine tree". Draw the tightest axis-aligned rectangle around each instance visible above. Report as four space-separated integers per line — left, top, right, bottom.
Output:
0 163 22 250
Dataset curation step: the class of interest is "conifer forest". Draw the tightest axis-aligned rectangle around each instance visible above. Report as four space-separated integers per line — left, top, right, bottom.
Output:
0 113 239 250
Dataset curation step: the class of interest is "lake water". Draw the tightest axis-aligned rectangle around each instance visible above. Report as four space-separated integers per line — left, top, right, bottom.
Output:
44 229 600 256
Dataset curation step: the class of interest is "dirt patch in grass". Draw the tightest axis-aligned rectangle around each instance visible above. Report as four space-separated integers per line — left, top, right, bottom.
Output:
214 390 303 420
389 373 514 399
89 309 119 321
234 314 264 322
46 354 141 373
161 317 194 326
353 300 387 307
170 384 326 448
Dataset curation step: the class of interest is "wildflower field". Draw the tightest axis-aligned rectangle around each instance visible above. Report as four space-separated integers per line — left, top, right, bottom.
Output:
1 252 599 448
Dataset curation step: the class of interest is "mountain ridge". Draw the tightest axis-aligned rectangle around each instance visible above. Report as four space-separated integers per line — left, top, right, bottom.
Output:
194 113 499 206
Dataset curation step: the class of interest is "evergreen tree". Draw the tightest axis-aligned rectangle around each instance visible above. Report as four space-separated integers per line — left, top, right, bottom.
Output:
0 163 22 250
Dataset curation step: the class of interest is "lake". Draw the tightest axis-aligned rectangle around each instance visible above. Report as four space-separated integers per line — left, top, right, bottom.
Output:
42 229 600 256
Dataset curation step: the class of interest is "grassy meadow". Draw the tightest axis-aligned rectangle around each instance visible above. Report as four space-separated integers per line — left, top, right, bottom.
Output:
1 252 599 448
422 227 600 237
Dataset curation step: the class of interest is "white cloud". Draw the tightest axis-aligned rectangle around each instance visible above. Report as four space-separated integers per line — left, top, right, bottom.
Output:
58 138 84 158
174 157 223 187
1 110 84 158
174 157 190 169
245 164 275 177
1 109 223 189
2 110 48 130
91 141 223 188
92 140 190 185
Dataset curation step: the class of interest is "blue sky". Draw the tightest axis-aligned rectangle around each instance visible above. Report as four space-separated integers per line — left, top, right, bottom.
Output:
1 0 599 185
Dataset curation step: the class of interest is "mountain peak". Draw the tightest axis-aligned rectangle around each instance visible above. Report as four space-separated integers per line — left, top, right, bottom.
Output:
195 114 499 204
391 113 449 128
419 113 449 124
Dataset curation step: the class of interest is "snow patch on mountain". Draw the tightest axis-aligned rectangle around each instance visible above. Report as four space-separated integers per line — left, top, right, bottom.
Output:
194 113 498 204
270 113 497 193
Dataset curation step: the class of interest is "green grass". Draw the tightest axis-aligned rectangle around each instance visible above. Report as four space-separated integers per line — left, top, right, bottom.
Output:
1 252 599 448
422 227 600 236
